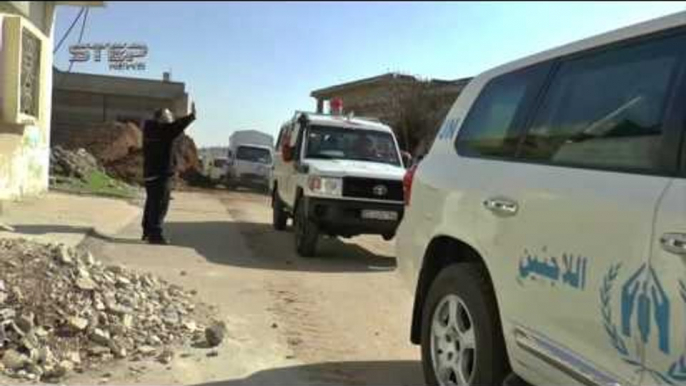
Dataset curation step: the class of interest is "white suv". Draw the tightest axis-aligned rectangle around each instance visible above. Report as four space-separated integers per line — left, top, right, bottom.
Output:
397 12 686 386
271 111 407 257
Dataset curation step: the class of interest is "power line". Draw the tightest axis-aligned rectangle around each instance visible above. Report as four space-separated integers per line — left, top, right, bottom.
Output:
53 7 85 54
57 8 89 89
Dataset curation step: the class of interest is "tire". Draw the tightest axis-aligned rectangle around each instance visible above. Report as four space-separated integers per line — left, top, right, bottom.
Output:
420 264 509 386
272 192 288 231
294 199 318 257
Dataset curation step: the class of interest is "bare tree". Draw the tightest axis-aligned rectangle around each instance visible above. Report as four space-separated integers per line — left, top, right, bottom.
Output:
378 77 450 155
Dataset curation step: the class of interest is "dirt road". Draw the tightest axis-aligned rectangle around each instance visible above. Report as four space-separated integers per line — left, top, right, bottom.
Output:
65 189 422 385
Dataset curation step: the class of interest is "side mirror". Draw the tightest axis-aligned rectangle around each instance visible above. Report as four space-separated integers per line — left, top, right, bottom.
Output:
401 151 413 169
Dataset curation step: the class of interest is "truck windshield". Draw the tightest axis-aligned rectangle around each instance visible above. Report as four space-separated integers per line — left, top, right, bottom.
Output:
305 126 401 166
236 146 272 164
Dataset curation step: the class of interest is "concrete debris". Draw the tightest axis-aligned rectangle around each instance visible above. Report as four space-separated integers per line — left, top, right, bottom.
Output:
121 314 133 329
68 316 89 332
183 321 197 332
58 246 73 265
205 321 227 348
15 313 34 334
0 309 16 322
2 349 27 371
157 349 174 365
0 238 211 381
137 346 156 356
109 341 127 359
90 329 111 347
76 277 97 291
50 146 103 182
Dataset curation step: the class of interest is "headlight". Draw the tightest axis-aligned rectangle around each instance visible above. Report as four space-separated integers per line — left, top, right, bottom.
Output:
308 176 342 196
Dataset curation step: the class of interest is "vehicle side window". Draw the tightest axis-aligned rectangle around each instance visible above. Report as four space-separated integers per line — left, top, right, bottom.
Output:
276 125 288 149
456 65 547 158
520 34 684 173
293 125 305 161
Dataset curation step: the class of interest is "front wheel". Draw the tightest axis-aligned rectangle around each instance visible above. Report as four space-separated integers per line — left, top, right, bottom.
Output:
294 200 318 257
421 264 509 386
272 192 288 231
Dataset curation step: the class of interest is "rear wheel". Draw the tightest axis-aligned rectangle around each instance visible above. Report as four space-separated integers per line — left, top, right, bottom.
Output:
421 264 509 386
294 200 318 257
272 192 288 231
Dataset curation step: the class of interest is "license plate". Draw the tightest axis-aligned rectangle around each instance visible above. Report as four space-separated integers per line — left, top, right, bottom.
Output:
361 210 398 221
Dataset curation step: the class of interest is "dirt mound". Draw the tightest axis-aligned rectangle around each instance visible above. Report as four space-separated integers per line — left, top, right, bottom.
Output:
88 122 142 164
51 121 204 187
0 239 214 382
173 135 202 178
103 149 145 186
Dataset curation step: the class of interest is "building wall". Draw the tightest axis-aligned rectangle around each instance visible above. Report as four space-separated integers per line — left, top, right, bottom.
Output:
0 4 56 200
312 74 471 155
51 71 189 149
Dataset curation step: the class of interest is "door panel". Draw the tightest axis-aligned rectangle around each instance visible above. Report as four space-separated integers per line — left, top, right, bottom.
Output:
480 164 669 385
285 123 303 207
485 31 686 384
646 179 686 386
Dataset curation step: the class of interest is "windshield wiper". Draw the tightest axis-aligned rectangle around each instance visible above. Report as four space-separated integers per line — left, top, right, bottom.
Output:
348 156 396 165
308 153 336 159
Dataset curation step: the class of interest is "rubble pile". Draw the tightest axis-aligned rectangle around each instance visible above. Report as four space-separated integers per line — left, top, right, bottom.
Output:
0 239 211 382
50 146 102 181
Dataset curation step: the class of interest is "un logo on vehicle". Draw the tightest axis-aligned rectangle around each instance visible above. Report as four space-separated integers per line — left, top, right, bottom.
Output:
372 184 388 197
601 263 686 384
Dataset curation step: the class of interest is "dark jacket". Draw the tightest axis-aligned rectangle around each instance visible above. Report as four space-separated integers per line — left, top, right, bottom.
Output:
143 113 195 179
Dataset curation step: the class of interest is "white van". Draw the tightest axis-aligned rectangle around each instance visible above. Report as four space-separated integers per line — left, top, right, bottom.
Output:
203 156 229 183
397 12 686 386
226 130 274 190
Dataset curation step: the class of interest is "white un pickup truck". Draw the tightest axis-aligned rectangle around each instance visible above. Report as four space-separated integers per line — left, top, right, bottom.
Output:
270 111 408 257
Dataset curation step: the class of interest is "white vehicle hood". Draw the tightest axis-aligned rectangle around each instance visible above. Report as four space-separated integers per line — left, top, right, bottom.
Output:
304 159 406 180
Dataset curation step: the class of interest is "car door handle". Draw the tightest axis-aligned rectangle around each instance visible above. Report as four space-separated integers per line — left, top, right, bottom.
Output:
483 197 519 217
660 233 686 256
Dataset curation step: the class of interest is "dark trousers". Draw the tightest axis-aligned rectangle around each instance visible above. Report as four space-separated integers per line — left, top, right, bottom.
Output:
142 177 172 238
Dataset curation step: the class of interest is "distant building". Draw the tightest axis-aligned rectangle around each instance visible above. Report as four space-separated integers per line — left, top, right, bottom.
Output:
311 72 470 118
51 69 189 148
310 72 471 154
0 1 105 200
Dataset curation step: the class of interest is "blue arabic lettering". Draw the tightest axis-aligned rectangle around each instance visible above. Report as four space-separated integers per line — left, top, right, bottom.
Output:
546 257 560 281
561 255 588 289
562 254 577 287
519 255 560 281
519 256 533 279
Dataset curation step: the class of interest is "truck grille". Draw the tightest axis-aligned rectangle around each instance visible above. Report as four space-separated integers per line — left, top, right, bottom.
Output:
342 177 403 202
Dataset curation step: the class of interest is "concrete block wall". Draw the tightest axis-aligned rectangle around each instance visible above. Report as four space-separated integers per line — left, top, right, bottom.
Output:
0 6 55 200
